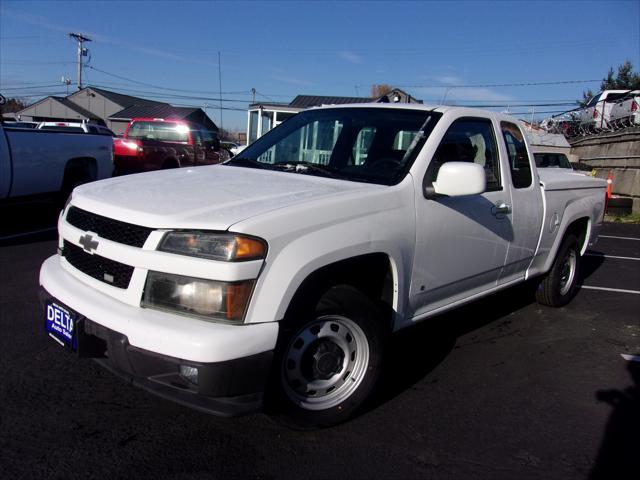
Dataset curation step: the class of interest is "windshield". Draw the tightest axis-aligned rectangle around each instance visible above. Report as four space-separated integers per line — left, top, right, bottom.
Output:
127 121 189 142
225 107 440 185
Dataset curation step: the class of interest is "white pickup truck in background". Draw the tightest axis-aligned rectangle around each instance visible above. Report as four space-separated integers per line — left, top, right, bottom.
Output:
0 120 113 202
39 104 606 427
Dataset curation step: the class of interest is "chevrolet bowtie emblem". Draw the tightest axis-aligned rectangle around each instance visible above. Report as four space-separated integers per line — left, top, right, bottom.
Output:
79 234 99 253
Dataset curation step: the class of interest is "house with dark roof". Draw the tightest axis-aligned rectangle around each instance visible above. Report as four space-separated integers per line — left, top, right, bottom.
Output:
15 87 218 135
247 88 421 144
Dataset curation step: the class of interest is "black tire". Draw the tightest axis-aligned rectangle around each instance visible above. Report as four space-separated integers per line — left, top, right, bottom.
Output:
161 158 179 169
536 234 581 307
58 168 90 206
269 285 386 429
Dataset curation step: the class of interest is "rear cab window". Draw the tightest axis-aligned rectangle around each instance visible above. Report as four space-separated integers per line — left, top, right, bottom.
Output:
127 122 189 142
534 153 572 169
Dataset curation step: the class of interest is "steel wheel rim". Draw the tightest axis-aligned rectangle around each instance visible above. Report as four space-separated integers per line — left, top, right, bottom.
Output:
282 315 370 411
559 250 577 296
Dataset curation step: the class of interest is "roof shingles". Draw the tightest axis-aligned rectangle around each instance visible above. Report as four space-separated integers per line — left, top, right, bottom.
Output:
109 104 199 120
289 95 373 108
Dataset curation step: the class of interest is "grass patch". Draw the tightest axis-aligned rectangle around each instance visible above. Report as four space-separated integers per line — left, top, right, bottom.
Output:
605 212 640 224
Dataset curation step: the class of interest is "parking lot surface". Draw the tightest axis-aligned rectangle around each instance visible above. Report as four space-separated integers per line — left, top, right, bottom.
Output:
1 203 638 479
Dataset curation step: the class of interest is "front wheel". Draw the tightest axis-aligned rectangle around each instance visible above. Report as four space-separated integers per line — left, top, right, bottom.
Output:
536 233 581 307
271 285 386 428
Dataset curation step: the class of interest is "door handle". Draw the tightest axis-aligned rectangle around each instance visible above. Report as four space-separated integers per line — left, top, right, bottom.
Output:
492 202 511 215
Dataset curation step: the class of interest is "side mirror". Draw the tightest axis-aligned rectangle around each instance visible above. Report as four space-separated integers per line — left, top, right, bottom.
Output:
429 162 486 197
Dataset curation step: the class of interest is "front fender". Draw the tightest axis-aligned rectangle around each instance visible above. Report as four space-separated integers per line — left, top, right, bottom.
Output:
239 185 417 327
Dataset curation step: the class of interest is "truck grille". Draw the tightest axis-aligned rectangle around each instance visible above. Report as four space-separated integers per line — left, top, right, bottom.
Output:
63 241 134 289
66 207 152 248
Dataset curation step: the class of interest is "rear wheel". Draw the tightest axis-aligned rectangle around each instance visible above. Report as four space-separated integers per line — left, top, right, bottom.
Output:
59 167 91 206
536 234 581 307
271 285 386 428
162 158 179 169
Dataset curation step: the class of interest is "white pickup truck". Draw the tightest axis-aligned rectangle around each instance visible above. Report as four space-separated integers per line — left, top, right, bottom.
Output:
0 121 113 201
39 105 606 427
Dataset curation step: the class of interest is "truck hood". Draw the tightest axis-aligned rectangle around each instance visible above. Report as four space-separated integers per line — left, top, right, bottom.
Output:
72 165 381 230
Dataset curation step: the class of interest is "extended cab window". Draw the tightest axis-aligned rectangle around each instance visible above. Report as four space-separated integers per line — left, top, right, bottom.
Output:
501 122 532 188
429 118 501 191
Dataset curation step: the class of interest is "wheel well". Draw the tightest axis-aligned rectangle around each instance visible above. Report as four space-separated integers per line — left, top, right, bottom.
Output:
564 217 589 252
63 157 97 184
284 253 394 327
162 157 179 169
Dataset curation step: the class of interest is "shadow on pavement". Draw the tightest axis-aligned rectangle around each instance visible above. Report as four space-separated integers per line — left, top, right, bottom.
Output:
589 360 640 479
580 251 606 282
0 200 61 247
371 283 537 410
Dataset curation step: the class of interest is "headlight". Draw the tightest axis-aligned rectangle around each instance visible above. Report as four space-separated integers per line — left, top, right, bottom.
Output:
142 271 254 323
158 232 266 261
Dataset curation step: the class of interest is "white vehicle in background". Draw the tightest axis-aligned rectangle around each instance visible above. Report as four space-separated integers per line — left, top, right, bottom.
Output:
578 90 631 132
609 90 640 128
221 141 247 156
39 104 606 428
37 121 115 136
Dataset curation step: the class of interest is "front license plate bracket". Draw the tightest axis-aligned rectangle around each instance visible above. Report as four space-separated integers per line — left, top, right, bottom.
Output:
45 302 78 350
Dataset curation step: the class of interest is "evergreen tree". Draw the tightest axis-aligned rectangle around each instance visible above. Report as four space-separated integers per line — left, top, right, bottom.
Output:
581 61 640 106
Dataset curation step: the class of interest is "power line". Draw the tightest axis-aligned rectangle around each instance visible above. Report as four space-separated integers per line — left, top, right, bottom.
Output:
1 61 75 66
87 66 252 96
2 91 70 98
441 102 579 108
92 80 252 95
86 65 178 90
1 84 74 91
366 79 601 89
86 83 253 103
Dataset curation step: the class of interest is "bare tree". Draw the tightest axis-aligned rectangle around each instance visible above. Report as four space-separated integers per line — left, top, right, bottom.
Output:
0 97 28 115
370 84 394 98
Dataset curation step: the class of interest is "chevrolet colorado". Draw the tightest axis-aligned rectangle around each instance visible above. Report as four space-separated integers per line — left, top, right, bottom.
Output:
39 104 607 427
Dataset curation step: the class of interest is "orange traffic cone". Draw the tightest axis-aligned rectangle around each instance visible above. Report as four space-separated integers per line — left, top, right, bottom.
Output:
606 170 613 199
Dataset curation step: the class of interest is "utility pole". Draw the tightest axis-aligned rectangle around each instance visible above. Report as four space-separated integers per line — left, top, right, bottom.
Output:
251 88 256 104
218 51 223 133
69 33 91 90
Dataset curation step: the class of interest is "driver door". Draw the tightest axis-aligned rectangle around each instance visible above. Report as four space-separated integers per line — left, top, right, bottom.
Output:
410 116 513 318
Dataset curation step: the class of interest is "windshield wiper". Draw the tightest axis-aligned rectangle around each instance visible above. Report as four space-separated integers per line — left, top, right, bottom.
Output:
271 161 340 179
224 157 267 169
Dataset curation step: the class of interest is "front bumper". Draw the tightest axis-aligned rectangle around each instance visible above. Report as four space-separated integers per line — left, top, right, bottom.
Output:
40 287 273 416
39 254 279 416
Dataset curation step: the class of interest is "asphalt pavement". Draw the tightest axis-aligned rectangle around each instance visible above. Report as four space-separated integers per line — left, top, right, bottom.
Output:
1 202 638 479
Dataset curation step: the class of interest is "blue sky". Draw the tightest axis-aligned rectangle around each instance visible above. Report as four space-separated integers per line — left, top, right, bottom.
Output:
1 0 639 131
